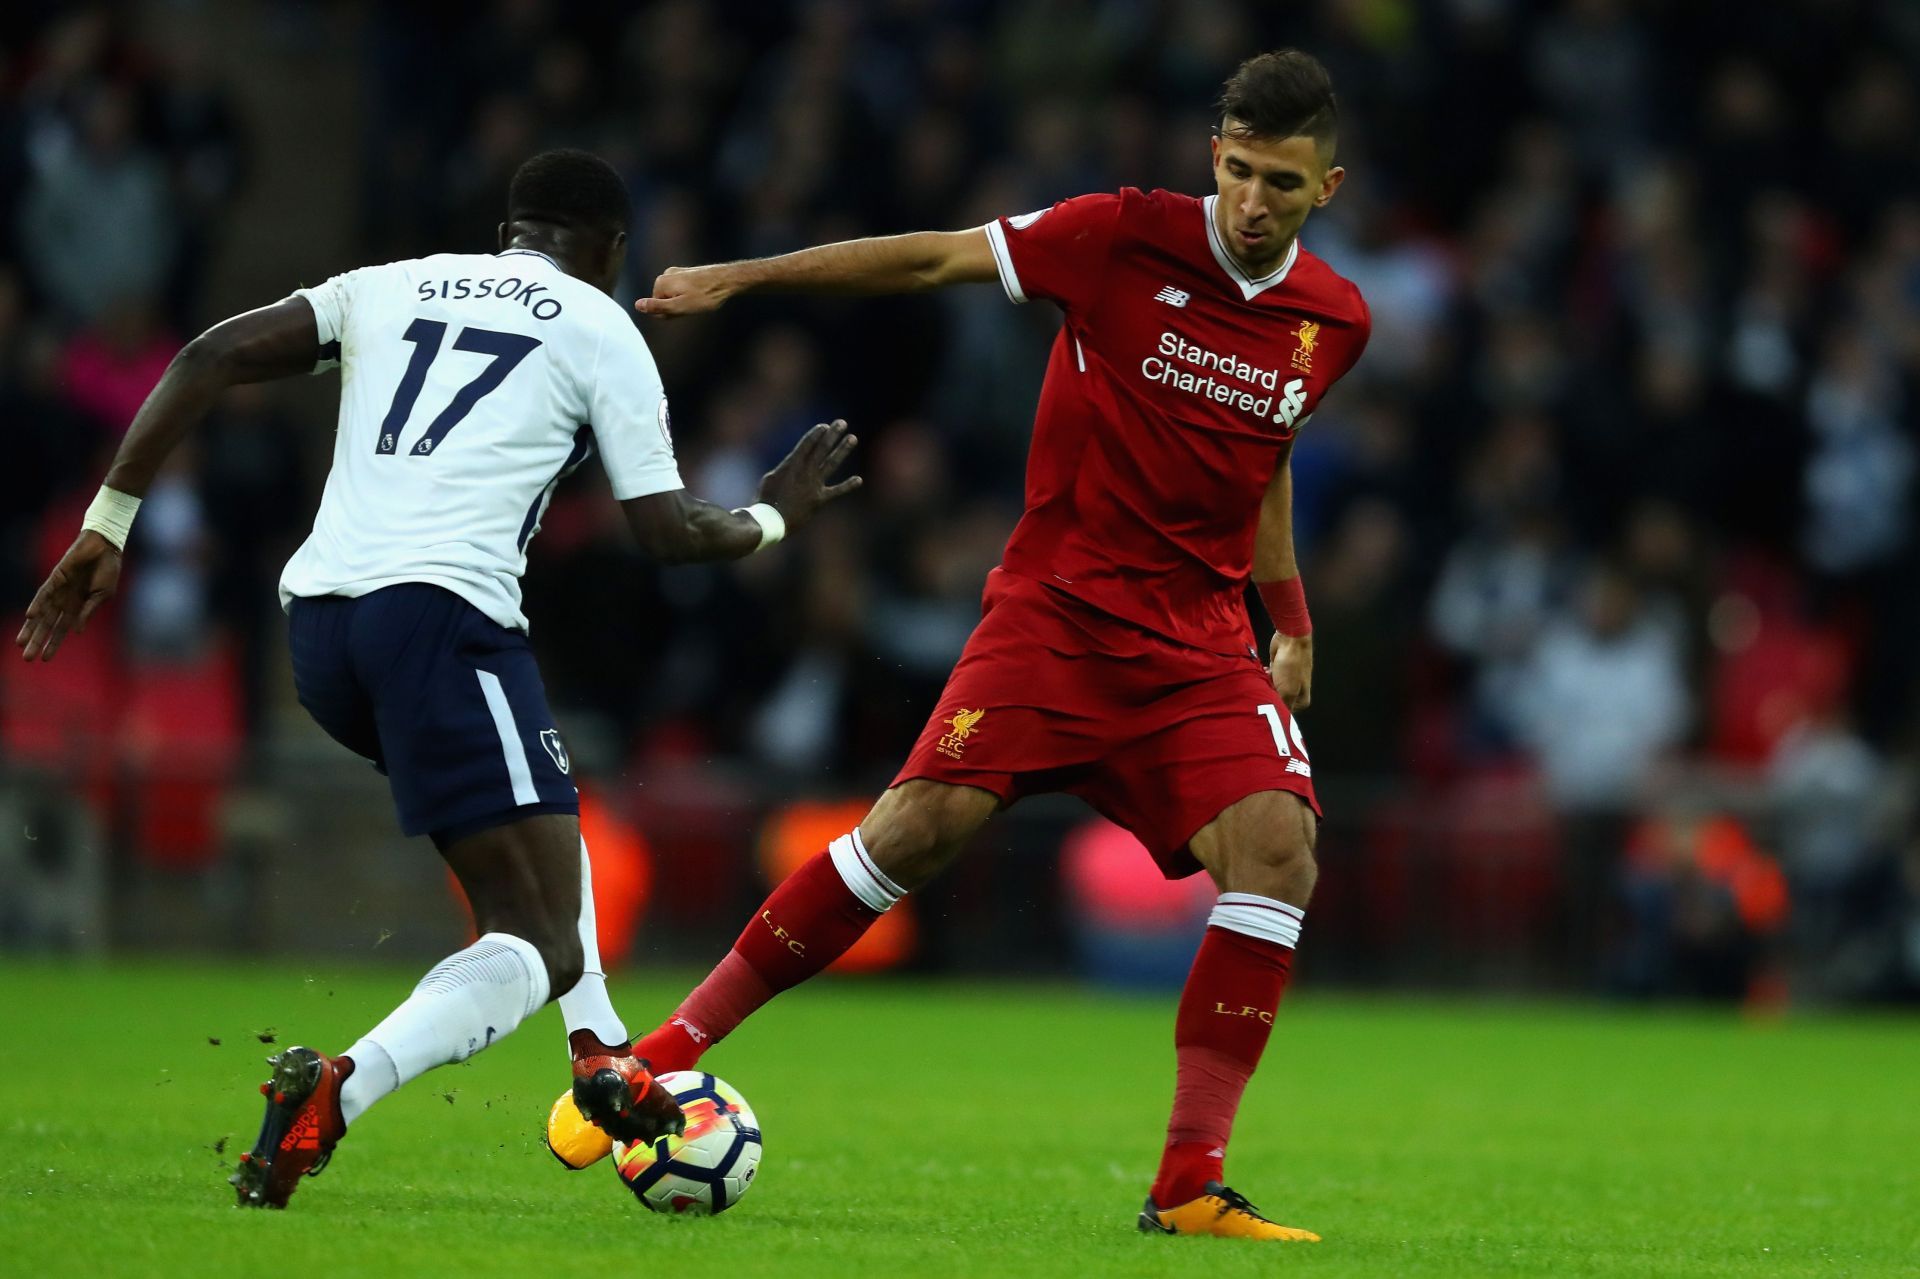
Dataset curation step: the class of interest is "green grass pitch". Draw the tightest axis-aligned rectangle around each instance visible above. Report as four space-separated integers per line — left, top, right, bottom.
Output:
1 962 1914 1277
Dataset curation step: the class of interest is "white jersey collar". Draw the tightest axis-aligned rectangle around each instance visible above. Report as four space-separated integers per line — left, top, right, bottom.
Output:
497 248 562 270
1203 194 1299 301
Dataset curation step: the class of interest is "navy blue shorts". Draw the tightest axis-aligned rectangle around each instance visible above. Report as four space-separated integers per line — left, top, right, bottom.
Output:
287 583 577 844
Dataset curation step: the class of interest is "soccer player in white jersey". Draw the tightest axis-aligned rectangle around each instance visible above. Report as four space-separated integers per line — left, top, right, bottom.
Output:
15 150 861 1208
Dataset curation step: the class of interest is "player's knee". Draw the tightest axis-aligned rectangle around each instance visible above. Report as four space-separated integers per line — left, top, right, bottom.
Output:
1269 836 1318 892
1219 840 1316 904
1252 824 1318 898
863 806 945 888
860 782 987 890
1205 794 1319 901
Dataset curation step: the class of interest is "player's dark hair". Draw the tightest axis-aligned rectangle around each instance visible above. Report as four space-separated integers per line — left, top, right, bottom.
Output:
506 149 632 239
1217 50 1338 151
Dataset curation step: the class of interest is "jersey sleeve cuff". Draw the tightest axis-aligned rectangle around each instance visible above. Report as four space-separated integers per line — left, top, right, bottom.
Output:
981 220 1027 305
289 290 342 373
290 289 339 344
606 467 687 502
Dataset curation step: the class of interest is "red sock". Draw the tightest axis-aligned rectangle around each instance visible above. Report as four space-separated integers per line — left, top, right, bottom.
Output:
634 849 883 1074
1150 924 1295 1206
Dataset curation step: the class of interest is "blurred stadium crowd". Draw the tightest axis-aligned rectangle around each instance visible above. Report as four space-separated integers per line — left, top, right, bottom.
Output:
4 0 1919 1001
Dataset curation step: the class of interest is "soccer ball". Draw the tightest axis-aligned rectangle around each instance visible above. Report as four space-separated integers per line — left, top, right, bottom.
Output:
612 1071 762 1214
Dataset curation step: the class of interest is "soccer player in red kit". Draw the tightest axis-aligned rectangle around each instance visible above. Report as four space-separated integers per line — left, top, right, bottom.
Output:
551 50 1369 1240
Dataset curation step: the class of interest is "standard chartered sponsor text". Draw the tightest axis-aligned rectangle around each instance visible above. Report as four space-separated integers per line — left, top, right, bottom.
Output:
1141 330 1306 425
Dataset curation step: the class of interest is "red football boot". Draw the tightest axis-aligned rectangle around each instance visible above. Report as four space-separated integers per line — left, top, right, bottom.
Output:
568 1030 686 1145
231 1047 348 1208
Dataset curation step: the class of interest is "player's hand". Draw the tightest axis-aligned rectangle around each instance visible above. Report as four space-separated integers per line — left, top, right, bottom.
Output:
758 420 862 530
634 265 736 318
1268 630 1313 711
16 530 122 663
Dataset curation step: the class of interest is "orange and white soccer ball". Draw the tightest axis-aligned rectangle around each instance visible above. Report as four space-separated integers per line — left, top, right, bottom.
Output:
611 1071 762 1214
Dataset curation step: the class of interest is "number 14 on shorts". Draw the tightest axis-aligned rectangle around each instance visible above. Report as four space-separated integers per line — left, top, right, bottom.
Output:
1257 705 1313 778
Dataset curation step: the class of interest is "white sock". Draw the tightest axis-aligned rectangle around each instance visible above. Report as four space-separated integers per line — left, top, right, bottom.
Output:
558 836 629 1048
832 828 907 912
1208 892 1305 949
338 930 549 1126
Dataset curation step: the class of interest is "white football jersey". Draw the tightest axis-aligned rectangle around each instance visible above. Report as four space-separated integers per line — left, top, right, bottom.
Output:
278 248 684 632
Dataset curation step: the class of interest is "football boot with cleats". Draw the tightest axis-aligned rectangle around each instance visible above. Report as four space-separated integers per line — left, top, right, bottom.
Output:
1138 1181 1321 1242
231 1047 347 1208
545 1033 684 1170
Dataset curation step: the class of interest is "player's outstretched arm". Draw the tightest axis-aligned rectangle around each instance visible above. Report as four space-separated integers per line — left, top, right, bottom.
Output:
635 229 999 318
620 420 861 564
16 298 321 662
1254 452 1313 710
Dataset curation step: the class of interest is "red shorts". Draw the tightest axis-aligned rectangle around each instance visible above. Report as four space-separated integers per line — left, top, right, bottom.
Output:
893 570 1320 877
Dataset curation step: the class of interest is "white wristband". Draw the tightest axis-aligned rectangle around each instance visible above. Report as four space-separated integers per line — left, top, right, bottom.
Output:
739 502 786 550
81 486 142 552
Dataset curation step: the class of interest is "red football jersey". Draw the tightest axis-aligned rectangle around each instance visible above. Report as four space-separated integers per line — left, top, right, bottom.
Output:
982 187 1370 653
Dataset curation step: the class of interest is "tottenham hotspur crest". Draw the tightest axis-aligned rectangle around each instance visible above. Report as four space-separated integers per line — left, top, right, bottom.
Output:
539 729 570 774
657 399 675 454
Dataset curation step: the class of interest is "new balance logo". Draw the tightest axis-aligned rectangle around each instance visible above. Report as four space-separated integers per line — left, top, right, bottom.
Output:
671 1017 710 1045
1286 758 1313 777
1153 285 1190 307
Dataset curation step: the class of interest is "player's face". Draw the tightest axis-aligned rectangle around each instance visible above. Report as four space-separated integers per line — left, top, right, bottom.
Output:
1210 123 1344 273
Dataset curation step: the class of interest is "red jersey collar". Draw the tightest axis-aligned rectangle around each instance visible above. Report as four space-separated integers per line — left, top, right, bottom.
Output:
1202 194 1300 301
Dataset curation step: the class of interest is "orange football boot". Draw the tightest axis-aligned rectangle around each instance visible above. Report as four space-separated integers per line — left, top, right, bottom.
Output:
232 1047 348 1208
1138 1181 1321 1242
